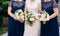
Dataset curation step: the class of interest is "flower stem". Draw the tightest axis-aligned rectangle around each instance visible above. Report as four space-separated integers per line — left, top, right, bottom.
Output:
30 21 33 26
43 21 46 24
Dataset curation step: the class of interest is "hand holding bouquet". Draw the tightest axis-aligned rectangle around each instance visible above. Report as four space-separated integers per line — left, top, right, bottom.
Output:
38 10 49 24
14 9 25 23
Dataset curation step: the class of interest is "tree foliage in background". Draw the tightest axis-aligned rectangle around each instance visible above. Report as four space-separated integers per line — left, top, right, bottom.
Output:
0 0 9 28
0 1 9 16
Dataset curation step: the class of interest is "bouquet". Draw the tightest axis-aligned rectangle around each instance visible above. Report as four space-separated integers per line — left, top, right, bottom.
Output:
25 12 36 26
14 9 24 21
38 10 49 24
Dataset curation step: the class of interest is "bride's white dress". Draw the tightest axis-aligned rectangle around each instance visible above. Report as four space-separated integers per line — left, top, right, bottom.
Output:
24 0 41 36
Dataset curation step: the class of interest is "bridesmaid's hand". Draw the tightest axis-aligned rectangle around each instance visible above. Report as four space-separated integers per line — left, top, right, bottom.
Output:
42 18 49 21
17 18 24 23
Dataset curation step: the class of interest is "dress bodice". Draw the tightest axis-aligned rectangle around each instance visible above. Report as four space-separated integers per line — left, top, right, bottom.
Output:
42 1 58 15
42 1 58 21
11 1 25 13
26 0 41 19
41 1 59 36
26 0 41 12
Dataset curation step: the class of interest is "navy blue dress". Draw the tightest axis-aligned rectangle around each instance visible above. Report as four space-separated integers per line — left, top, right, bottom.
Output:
41 1 59 36
8 0 25 36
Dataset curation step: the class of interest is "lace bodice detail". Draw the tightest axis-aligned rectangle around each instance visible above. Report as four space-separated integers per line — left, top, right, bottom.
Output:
9 0 25 7
9 0 25 13
26 0 41 19
42 1 58 10
26 0 41 12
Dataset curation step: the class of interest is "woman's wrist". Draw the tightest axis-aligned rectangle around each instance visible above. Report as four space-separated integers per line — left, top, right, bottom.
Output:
12 15 17 20
49 16 51 20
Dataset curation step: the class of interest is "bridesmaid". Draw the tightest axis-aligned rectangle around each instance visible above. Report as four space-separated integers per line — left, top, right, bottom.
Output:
41 0 59 36
8 0 25 36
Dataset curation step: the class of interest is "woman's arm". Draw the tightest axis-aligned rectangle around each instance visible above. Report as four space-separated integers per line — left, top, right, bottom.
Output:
38 0 41 11
38 3 41 11
24 3 27 14
8 2 16 19
49 8 58 19
49 1 58 20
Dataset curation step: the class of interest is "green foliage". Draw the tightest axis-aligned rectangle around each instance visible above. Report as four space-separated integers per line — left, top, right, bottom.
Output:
0 1 9 10
0 27 8 35
0 0 9 28
0 1 9 16
0 1 9 28
0 0 9 1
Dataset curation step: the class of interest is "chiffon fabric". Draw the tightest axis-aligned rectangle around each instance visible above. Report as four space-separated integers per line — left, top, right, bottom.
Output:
8 0 25 36
41 1 59 36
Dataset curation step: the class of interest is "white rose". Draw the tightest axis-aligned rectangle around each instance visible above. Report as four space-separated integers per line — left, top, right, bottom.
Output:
28 12 31 14
18 9 23 12
46 14 49 21
29 18 35 21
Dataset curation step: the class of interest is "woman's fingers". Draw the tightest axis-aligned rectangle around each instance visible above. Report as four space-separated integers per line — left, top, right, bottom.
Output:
18 18 24 23
42 18 49 21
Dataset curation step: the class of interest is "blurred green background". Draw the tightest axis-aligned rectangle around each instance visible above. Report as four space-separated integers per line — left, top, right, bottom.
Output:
0 0 9 35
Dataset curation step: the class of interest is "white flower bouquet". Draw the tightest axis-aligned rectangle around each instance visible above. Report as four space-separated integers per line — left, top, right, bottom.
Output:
38 10 49 24
14 9 25 21
25 12 36 26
